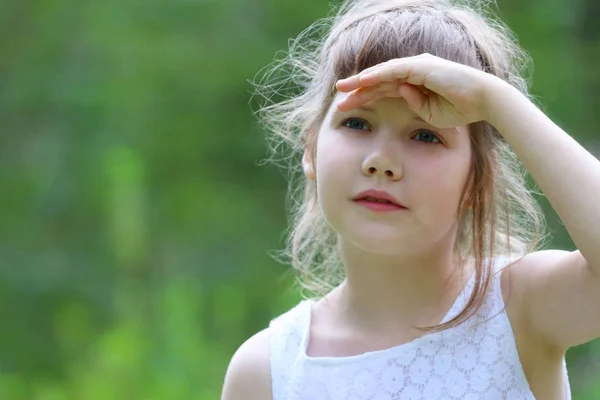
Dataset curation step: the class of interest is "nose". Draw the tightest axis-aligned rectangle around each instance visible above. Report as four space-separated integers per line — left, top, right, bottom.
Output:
361 150 403 181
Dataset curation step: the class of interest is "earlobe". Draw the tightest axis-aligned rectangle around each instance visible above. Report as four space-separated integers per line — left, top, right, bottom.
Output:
302 148 316 181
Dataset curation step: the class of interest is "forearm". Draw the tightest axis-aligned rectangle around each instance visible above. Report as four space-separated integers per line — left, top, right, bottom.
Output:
485 80 600 270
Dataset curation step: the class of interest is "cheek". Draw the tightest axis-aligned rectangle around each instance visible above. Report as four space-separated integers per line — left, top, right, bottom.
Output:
315 133 360 182
313 134 364 228
412 152 471 219
314 136 346 204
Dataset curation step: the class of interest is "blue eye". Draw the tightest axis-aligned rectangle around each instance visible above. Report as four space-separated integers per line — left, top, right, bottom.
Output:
413 130 441 144
342 118 370 131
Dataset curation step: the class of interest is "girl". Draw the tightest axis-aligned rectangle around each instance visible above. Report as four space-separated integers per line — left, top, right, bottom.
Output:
222 0 600 398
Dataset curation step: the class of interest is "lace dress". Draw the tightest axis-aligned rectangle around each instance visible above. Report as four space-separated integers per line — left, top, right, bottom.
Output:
268 259 571 399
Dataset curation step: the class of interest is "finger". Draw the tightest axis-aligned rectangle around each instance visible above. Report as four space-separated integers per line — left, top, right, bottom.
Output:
337 59 429 92
336 68 391 93
336 73 386 92
336 86 378 111
337 83 401 111
336 75 363 93
367 60 431 88
397 83 428 114
336 60 404 92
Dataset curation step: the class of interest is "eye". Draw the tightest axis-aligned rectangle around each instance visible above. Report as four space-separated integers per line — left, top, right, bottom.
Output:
412 130 442 144
341 118 370 131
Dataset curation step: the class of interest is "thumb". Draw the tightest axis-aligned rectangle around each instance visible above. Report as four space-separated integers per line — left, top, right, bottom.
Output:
398 83 427 114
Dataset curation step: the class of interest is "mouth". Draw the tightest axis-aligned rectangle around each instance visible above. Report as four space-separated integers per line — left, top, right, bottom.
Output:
352 190 407 211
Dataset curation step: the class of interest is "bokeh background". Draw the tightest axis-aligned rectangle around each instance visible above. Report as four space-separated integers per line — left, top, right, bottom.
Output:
2 0 600 398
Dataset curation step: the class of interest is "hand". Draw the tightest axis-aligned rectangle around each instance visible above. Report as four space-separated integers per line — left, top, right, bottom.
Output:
335 53 501 129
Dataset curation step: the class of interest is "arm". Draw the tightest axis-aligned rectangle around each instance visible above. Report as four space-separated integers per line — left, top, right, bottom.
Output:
221 328 273 400
486 81 600 350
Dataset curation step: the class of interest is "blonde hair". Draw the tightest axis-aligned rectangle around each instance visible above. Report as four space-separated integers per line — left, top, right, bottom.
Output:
252 0 547 331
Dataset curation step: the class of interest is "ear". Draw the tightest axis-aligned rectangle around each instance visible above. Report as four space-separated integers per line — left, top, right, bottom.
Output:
302 146 316 181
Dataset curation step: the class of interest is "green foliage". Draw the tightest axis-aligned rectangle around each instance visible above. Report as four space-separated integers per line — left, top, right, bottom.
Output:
1 0 599 398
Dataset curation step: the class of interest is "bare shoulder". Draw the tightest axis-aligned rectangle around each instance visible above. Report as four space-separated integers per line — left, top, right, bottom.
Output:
499 248 584 340
221 327 272 400
499 248 600 350
499 249 577 310
498 250 591 398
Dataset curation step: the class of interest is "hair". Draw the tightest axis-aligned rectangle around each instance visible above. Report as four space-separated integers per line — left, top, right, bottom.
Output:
251 0 547 331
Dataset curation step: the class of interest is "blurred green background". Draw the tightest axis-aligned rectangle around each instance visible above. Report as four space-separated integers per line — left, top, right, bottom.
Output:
2 0 600 398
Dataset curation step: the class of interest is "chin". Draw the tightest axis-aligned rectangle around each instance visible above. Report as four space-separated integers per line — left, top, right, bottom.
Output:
343 230 424 256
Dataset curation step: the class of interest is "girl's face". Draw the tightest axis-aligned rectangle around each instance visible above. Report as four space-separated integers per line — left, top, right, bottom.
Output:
304 92 473 255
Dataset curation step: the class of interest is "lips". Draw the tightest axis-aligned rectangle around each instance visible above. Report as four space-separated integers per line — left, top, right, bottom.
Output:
352 189 407 210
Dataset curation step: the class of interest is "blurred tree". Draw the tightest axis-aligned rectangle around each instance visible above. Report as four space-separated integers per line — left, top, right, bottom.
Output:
0 0 599 398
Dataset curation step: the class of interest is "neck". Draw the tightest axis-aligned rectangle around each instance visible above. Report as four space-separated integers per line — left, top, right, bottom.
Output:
330 239 471 333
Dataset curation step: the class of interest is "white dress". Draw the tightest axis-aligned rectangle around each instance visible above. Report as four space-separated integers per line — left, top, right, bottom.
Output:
268 259 571 399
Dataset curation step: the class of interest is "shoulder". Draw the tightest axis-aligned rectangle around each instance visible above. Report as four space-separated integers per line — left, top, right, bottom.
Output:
499 249 574 322
499 249 583 311
498 250 587 395
499 249 591 352
499 250 573 298
221 327 272 400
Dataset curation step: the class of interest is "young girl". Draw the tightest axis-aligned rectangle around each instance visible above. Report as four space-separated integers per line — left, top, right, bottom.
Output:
222 0 600 398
